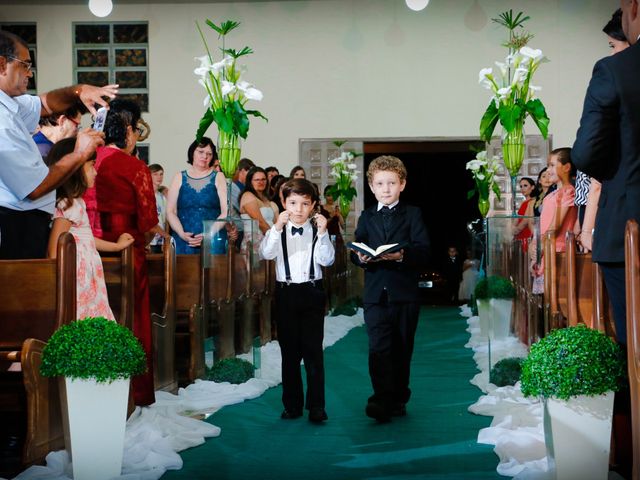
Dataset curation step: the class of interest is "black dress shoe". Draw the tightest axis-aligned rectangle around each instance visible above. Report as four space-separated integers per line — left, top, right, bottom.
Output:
391 403 406 417
281 409 302 419
365 401 391 422
308 408 328 423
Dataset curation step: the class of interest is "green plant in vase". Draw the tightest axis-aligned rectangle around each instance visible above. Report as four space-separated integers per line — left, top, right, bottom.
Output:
466 150 500 218
325 140 361 225
194 19 267 180
478 10 550 214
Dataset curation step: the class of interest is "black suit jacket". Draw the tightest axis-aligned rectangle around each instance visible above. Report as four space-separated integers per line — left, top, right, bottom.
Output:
350 202 430 304
573 42 640 263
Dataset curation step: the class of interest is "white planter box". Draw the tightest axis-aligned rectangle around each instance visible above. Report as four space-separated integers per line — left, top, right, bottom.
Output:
476 299 491 337
65 377 129 480
489 298 512 340
543 391 614 480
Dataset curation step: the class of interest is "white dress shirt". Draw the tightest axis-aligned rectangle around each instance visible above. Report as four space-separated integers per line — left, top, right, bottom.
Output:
0 91 53 213
260 220 335 283
377 200 399 211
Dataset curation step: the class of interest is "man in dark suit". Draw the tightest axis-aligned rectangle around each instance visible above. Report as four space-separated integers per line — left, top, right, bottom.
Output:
442 245 463 305
572 0 640 345
351 156 430 422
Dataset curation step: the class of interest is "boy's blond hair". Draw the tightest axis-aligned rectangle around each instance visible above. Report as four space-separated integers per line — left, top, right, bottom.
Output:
366 155 407 183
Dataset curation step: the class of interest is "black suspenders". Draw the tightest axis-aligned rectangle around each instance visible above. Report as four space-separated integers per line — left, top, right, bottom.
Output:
280 224 318 284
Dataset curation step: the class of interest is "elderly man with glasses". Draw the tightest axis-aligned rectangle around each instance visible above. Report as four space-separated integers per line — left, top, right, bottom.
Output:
0 30 117 259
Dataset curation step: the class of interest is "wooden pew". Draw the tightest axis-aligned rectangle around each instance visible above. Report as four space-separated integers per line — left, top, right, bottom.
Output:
100 245 135 330
147 241 177 393
0 232 76 469
543 230 565 333
625 219 640 479
175 252 204 385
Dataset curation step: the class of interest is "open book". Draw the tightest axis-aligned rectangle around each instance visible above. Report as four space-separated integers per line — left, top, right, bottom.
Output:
348 242 405 258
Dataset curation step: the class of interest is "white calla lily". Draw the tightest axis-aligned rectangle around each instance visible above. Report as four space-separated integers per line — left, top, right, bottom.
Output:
221 80 236 97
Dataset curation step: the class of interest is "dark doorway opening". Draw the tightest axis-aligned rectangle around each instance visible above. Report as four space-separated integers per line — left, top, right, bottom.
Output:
363 140 483 298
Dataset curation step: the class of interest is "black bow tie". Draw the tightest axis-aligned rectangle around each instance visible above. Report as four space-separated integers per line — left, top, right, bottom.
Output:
380 205 395 214
292 226 304 236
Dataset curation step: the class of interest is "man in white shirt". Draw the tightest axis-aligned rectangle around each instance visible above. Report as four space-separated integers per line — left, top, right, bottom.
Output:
0 30 117 258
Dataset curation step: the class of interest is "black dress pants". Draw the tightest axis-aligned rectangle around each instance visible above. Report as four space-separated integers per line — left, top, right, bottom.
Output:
599 262 626 344
364 297 419 409
0 207 51 259
275 281 326 412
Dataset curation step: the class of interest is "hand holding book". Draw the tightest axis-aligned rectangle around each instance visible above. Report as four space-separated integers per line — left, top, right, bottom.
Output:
348 241 406 262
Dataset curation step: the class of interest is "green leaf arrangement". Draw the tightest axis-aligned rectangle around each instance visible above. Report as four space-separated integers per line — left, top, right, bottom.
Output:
520 325 625 400
206 358 254 384
473 275 515 300
490 357 525 387
40 317 146 383
478 10 550 142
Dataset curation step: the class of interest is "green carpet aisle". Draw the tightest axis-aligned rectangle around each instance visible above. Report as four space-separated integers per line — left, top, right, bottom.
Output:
163 306 500 480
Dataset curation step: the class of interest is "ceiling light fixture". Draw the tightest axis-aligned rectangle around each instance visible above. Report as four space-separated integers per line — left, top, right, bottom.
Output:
405 0 430 12
88 0 113 18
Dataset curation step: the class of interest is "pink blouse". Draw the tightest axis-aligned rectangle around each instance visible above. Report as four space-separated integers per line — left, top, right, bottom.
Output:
539 184 577 252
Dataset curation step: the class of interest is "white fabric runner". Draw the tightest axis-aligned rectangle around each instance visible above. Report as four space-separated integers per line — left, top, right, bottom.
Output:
461 305 551 479
10 310 364 480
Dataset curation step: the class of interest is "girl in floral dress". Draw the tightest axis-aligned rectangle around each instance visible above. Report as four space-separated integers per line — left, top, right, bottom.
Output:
46 138 134 320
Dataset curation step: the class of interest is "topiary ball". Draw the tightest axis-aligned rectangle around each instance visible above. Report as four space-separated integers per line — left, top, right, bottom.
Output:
490 357 524 387
520 325 625 400
40 317 146 383
206 358 254 384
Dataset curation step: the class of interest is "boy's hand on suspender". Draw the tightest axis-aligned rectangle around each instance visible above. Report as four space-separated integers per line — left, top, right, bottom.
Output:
314 213 327 234
275 211 290 231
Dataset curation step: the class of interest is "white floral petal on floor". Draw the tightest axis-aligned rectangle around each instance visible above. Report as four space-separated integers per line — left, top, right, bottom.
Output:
13 309 364 480
462 307 550 479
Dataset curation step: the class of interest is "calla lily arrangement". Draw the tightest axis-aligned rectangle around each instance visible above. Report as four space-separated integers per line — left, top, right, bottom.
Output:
326 140 361 220
467 150 501 217
194 19 267 178
478 10 550 144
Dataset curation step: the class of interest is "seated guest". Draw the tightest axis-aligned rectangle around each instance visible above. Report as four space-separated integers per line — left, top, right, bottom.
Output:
320 185 344 238
266 166 279 183
290 165 306 179
166 137 227 254
271 175 288 213
230 158 255 216
268 173 285 201
148 163 168 253
240 166 279 254
35 102 86 159
0 30 115 259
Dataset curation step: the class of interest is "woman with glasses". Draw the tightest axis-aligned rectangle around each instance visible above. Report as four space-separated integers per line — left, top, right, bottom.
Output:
239 166 279 255
93 99 159 406
166 136 227 254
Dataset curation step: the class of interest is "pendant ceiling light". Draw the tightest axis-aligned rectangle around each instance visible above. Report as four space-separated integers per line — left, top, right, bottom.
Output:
88 0 113 18
405 0 430 12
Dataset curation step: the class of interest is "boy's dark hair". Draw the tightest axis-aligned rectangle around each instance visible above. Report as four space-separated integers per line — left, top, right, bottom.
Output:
603 9 626 42
46 137 93 209
103 99 141 149
187 136 217 166
237 157 255 173
265 166 279 174
366 155 407 183
148 163 164 174
39 102 88 127
281 178 319 204
0 30 27 59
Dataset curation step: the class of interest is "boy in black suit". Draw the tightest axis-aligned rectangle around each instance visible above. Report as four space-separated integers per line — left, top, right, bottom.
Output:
260 179 335 423
351 156 430 422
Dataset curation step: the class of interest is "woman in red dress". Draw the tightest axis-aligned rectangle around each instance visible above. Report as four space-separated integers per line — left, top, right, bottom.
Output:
95 99 158 406
514 177 536 251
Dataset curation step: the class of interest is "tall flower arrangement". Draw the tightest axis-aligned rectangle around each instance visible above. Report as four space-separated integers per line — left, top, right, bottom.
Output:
194 19 267 179
466 150 501 218
478 10 550 177
325 141 360 220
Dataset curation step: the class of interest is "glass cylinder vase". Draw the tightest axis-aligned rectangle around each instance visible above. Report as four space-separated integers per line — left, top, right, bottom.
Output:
478 197 490 218
502 127 525 216
218 131 242 180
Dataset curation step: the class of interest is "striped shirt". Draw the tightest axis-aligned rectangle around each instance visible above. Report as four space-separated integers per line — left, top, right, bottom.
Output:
574 170 590 206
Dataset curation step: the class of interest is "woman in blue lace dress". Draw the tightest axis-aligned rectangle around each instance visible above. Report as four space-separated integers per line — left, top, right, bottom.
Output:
166 137 228 254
